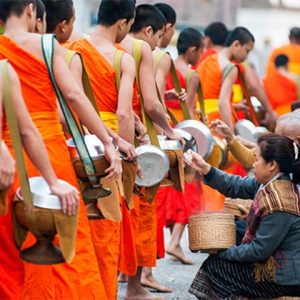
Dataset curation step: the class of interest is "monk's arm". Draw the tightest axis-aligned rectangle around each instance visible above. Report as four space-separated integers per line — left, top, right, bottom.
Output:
219 67 238 129
244 66 275 118
7 64 79 214
187 73 200 118
117 53 135 144
53 42 122 179
155 53 171 103
139 43 176 138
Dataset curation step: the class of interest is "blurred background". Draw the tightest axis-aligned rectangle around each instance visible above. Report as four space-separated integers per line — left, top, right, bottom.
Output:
73 0 300 75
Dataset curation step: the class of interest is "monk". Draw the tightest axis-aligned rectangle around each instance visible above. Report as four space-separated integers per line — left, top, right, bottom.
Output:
120 4 183 300
59 0 136 298
264 54 299 115
0 0 123 299
160 27 204 267
197 22 276 126
267 27 300 76
196 21 228 66
0 60 81 298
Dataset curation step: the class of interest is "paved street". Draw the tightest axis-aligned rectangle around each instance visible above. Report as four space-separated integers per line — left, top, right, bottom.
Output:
118 228 208 300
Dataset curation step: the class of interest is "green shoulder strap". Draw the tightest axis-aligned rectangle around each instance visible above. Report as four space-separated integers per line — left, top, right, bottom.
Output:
41 34 97 183
132 39 159 147
113 49 124 92
0 60 39 235
168 57 191 120
222 63 236 82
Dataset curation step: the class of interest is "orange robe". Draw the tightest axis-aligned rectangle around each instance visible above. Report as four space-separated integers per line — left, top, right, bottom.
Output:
68 39 121 299
263 70 297 115
0 36 106 300
267 44 300 76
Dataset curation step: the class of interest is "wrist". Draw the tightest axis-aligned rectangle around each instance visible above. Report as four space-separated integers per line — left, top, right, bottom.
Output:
203 163 211 175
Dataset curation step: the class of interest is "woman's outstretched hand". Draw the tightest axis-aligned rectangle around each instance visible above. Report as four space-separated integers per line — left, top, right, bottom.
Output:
183 150 211 176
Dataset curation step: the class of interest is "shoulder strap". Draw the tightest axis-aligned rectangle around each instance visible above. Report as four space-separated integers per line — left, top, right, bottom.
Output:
0 60 39 236
222 63 236 82
169 57 191 120
64 50 99 113
186 70 197 89
154 50 167 67
132 39 160 147
41 34 97 182
113 49 124 92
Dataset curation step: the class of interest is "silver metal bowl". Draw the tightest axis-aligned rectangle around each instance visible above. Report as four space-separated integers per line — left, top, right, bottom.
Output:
16 177 71 210
135 145 170 187
66 135 105 159
174 128 198 153
235 120 268 143
176 120 214 159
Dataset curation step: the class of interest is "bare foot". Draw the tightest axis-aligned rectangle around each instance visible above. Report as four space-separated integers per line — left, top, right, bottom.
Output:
118 272 128 283
125 285 164 300
141 270 173 293
166 246 194 265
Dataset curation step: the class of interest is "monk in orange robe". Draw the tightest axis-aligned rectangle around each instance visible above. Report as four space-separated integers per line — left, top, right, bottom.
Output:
0 61 81 300
267 27 300 76
0 1 123 299
264 54 298 115
65 1 136 298
120 4 183 300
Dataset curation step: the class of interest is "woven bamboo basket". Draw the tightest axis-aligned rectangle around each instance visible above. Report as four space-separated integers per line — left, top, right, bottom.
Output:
188 213 236 252
224 198 253 217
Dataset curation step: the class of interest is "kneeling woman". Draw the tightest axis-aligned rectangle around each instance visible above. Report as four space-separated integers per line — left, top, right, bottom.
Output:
185 134 300 299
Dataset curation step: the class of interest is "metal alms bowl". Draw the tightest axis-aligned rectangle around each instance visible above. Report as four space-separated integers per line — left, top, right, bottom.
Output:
66 135 105 159
175 120 214 160
173 128 198 153
16 177 67 210
235 120 268 143
159 138 182 151
135 145 170 187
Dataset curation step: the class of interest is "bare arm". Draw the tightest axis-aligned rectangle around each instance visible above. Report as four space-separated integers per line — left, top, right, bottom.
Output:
53 42 121 179
155 53 171 105
117 53 135 144
219 67 238 129
8 64 79 215
186 73 200 117
140 43 181 140
244 66 276 122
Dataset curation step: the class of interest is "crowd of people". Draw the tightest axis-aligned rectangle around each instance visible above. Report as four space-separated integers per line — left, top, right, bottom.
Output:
0 0 300 299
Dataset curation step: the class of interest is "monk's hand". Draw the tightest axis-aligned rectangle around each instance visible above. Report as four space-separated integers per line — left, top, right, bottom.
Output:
261 109 277 127
177 89 187 102
210 119 234 144
183 150 211 175
104 142 123 180
233 100 250 113
0 141 15 190
115 137 137 162
165 129 185 147
50 181 79 216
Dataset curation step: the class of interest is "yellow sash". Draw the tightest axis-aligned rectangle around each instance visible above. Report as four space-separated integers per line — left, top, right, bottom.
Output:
99 111 118 133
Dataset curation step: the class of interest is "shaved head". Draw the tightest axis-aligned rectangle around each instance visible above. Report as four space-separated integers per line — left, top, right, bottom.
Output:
275 112 300 143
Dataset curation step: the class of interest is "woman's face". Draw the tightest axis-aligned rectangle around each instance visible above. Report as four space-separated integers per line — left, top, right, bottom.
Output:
253 145 278 185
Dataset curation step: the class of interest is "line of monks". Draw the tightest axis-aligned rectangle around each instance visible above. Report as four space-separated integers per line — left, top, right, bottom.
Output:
0 1 300 300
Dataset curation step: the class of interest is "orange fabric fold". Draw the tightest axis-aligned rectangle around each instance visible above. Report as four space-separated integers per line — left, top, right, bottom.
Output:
263 70 296 115
67 39 118 113
0 35 106 300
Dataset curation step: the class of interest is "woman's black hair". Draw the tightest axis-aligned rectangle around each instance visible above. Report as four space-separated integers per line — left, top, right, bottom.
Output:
258 133 300 184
